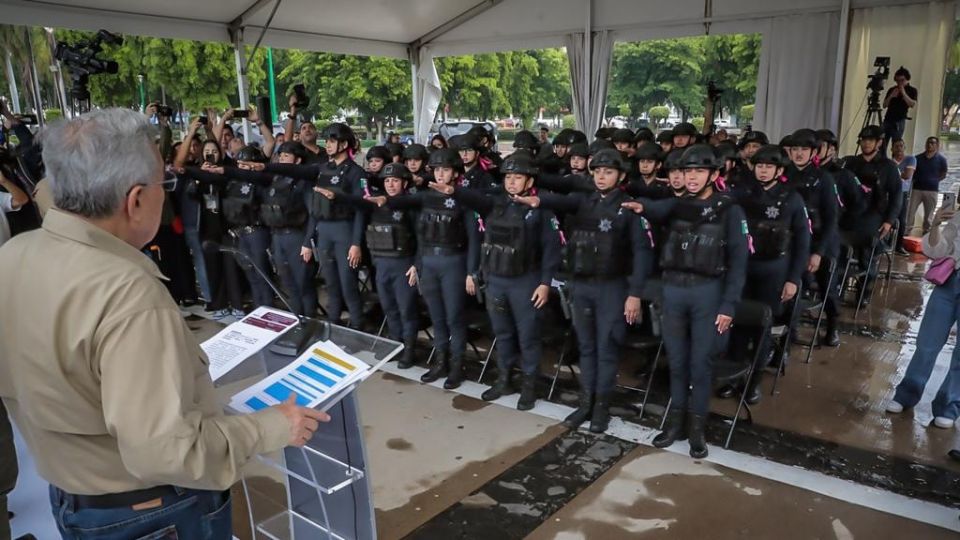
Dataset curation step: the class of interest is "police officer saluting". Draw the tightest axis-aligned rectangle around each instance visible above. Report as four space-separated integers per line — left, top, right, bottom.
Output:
720 145 810 403
403 143 434 192
367 149 482 389
429 152 562 410
454 134 498 191
841 125 902 304
514 148 652 432
626 144 749 458
241 123 367 328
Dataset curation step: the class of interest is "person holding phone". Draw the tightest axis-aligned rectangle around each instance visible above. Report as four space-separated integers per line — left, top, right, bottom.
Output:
882 67 918 155
886 204 960 429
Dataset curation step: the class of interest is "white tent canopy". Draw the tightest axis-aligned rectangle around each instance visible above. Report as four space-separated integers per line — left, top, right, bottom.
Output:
1 0 955 147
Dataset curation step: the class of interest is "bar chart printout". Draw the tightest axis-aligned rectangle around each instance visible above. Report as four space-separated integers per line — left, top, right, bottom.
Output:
230 340 371 413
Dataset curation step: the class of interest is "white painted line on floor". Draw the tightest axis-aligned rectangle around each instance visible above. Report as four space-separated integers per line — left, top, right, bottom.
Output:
377 361 960 534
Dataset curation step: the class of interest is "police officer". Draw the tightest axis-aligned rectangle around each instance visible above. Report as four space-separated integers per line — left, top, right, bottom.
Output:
841 125 902 304
365 145 392 192
241 123 367 327
514 148 652 432
385 142 404 163
567 142 590 177
784 129 840 325
368 149 481 389
726 130 769 188
454 133 499 191
814 129 866 345
657 130 674 155
663 150 687 198
612 128 638 176
595 127 615 142
720 145 810 403
468 124 503 176
625 142 671 198
628 144 749 459
206 141 319 317
635 127 655 145
430 153 562 410
192 145 275 311
671 122 698 150
402 143 433 192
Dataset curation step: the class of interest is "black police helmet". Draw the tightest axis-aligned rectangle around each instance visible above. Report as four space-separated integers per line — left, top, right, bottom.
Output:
750 144 789 167
589 148 627 172
385 142 404 159
714 141 738 162
380 162 412 181
815 129 838 148
778 134 795 147
635 141 663 161
594 127 615 140
568 142 590 158
277 141 306 159
739 130 769 147
452 133 481 151
858 125 884 140
679 144 722 170
236 144 267 163
321 122 354 142
611 128 636 144
588 138 615 155
513 130 540 150
468 124 494 144
402 143 430 161
501 152 539 176
428 148 465 171
656 130 674 144
789 129 819 149
635 127 655 144
567 130 588 145
673 122 698 137
366 145 391 162
662 149 685 171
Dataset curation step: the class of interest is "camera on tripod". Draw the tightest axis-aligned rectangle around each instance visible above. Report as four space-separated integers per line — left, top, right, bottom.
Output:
54 29 122 107
866 56 890 93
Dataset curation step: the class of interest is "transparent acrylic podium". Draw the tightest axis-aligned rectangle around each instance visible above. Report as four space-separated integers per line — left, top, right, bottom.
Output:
214 319 402 540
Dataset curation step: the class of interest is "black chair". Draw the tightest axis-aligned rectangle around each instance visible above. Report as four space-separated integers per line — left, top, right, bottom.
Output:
768 280 803 396
796 258 839 365
547 282 579 400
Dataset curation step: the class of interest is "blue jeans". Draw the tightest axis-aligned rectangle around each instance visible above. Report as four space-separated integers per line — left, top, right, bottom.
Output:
893 270 960 419
184 228 212 302
50 485 232 540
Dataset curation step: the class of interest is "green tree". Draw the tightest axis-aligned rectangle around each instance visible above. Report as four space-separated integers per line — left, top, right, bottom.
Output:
739 104 755 125
436 53 509 121
698 34 761 115
648 105 670 126
607 39 704 124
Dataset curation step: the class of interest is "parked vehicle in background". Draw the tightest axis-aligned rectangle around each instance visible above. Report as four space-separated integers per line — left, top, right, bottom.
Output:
429 120 498 142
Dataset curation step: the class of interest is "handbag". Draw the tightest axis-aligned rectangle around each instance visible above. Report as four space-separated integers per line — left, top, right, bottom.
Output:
924 257 955 286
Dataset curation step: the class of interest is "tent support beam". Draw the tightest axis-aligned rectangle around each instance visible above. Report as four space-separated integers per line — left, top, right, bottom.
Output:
829 0 851 132
410 0 504 48
231 29 254 142
229 0 276 33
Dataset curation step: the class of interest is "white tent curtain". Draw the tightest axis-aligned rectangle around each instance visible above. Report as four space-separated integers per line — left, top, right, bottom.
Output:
839 1 957 156
415 47 443 145
565 30 615 138
753 12 841 141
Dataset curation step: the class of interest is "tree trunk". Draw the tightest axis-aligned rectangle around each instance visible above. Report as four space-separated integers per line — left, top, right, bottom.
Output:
943 103 959 131
4 49 20 114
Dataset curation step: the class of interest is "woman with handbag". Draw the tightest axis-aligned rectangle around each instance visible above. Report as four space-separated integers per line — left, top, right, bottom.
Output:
886 204 960 428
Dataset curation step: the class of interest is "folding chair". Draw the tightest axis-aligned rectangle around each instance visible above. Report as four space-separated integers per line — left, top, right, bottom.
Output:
769 281 803 396
800 258 838 365
547 282 578 400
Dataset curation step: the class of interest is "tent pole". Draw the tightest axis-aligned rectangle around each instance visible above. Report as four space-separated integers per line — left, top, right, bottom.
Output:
584 0 592 135
410 46 421 143
830 0 851 132
232 29 254 143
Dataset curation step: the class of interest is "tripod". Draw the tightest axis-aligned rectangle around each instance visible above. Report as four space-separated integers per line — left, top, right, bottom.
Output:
855 88 884 156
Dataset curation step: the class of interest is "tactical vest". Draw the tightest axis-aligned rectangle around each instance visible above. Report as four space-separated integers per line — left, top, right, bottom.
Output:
848 158 891 216
417 192 467 251
481 200 540 277
260 176 307 228
221 181 259 226
366 204 415 258
660 197 729 278
562 191 630 279
309 163 354 221
742 188 793 260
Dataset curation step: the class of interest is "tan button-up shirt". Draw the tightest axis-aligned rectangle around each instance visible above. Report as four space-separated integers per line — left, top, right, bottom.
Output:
0 209 289 495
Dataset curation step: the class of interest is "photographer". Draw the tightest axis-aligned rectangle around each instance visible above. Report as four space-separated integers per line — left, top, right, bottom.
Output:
283 91 326 164
882 67 918 154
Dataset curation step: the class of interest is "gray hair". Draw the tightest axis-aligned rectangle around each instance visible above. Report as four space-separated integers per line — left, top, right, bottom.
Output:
42 108 160 219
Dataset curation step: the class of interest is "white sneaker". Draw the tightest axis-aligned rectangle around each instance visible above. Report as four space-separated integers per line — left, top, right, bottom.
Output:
231 309 246 318
211 309 230 321
933 416 955 429
885 400 904 414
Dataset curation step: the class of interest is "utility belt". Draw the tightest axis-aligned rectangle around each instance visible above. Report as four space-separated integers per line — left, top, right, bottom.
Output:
55 485 227 511
230 224 265 236
271 226 303 235
422 246 463 257
662 270 719 288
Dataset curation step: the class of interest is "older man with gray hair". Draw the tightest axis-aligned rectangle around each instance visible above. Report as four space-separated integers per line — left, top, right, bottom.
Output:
0 108 328 539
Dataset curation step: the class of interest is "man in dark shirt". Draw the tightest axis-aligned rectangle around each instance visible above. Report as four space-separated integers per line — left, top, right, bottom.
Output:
882 67 918 155
908 136 949 235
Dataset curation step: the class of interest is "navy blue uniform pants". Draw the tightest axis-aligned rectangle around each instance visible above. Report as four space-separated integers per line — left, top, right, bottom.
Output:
374 256 419 342
234 226 274 309
731 259 788 376
313 220 364 326
486 272 544 376
420 252 467 356
571 278 628 395
271 228 318 317
662 279 725 416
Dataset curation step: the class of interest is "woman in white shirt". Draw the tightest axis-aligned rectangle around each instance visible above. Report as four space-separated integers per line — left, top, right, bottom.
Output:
887 204 960 428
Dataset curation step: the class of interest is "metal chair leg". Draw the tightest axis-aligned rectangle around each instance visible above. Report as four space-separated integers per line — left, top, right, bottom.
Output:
477 337 497 383
659 396 673 431
854 241 880 320
638 342 663 421
771 284 803 396
376 316 386 339
548 331 574 400
805 261 836 364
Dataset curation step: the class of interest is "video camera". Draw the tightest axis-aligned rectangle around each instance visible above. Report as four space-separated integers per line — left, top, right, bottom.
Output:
866 56 890 93
55 29 122 106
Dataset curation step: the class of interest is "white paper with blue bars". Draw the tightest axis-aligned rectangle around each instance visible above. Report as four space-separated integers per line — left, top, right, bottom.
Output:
230 340 371 413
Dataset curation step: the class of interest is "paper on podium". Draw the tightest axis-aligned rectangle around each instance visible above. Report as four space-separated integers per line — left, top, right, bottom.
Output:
230 340 374 413
202 307 299 382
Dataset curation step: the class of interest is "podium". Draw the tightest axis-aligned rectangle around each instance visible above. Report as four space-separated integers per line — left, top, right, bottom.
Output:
214 320 403 540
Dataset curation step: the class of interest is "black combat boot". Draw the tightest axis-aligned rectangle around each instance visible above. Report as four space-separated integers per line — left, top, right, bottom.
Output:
398 338 417 369
652 409 687 448
420 348 448 383
822 318 840 347
443 354 464 389
589 393 612 433
481 370 514 401
517 374 538 411
687 412 709 459
563 391 594 429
